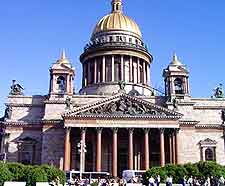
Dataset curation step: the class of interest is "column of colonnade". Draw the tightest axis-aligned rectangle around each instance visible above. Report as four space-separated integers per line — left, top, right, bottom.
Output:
83 55 150 87
63 127 180 176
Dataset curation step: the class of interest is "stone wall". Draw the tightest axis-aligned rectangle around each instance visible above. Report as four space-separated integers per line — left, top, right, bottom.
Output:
179 127 225 165
41 125 65 169
5 126 42 164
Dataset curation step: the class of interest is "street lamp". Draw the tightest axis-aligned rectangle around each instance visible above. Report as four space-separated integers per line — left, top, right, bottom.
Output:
77 140 87 180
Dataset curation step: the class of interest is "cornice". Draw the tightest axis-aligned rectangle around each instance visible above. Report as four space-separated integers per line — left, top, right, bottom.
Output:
6 103 44 108
179 120 199 126
195 124 223 129
193 106 225 110
66 114 181 120
0 119 63 127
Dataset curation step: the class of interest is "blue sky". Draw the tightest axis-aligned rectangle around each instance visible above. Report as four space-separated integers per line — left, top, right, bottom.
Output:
0 0 225 115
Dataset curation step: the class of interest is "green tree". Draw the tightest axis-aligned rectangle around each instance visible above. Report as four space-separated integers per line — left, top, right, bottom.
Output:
184 163 199 177
40 165 66 184
26 167 48 186
0 163 13 186
7 162 26 181
196 161 223 178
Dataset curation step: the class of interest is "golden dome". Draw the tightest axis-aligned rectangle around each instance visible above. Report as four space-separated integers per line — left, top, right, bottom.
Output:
92 0 142 38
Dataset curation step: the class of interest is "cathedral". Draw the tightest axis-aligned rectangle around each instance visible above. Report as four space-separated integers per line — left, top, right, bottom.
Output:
0 0 225 177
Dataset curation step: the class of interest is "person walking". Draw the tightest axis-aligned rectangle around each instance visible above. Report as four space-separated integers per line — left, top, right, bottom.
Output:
166 176 173 186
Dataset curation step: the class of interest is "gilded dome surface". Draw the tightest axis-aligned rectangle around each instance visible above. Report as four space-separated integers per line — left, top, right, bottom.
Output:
92 0 142 38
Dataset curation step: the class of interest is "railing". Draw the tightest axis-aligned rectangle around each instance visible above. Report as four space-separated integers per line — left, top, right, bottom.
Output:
84 41 149 53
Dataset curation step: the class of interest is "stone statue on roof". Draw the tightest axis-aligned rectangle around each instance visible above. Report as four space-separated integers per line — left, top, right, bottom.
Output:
9 80 24 95
65 96 73 110
118 81 126 93
0 106 12 121
213 84 224 98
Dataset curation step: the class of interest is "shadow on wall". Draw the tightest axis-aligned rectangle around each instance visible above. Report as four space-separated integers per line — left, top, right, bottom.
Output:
1 95 65 168
4 125 65 169
18 95 46 122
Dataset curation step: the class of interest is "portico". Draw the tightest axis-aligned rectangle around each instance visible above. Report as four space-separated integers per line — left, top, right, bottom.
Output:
63 93 182 176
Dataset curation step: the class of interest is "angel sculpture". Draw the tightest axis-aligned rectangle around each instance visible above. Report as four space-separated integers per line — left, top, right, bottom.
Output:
9 80 24 95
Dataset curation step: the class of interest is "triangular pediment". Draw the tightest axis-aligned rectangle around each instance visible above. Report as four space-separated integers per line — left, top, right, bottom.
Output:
63 94 182 120
199 138 217 146
51 63 74 72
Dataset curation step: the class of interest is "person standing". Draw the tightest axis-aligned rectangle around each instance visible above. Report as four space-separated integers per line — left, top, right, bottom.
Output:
168 176 173 186
181 176 187 186
155 175 160 186
218 176 225 186
149 176 155 186
187 176 193 186
205 177 210 186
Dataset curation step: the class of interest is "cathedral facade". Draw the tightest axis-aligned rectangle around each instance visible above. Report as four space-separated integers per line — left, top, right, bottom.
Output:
0 0 225 177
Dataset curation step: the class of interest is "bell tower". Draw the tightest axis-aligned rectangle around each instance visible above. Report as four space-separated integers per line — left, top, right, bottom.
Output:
49 50 75 97
163 53 190 101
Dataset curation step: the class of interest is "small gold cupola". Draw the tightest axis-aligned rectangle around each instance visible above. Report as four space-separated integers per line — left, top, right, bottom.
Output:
170 52 182 66
57 49 70 64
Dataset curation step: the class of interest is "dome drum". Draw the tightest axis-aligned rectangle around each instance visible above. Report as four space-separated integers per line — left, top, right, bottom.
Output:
80 54 152 95
79 0 153 96
80 47 152 65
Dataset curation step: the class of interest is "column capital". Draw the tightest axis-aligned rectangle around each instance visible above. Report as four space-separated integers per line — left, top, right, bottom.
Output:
111 127 118 133
168 132 173 137
127 128 134 134
80 127 87 134
96 127 103 134
65 127 71 133
174 128 180 134
143 128 150 134
159 128 165 134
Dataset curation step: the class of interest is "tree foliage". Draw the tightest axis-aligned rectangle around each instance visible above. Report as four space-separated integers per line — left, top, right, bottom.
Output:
0 162 13 186
0 162 66 186
144 161 225 183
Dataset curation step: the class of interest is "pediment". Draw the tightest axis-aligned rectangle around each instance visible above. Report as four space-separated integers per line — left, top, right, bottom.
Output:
63 93 182 120
51 63 74 71
199 138 217 146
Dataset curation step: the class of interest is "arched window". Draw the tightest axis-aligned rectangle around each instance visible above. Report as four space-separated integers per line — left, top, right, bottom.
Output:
199 138 217 162
57 76 66 93
205 148 215 161
174 78 183 94
116 4 119 11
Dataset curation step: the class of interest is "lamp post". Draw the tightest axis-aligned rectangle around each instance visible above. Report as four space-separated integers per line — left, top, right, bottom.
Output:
77 140 87 180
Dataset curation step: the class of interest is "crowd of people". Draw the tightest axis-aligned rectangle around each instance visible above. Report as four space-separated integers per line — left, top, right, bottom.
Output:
67 175 143 186
66 175 225 186
148 175 225 186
